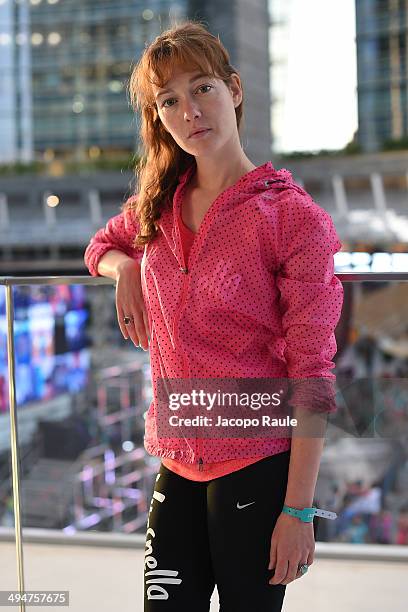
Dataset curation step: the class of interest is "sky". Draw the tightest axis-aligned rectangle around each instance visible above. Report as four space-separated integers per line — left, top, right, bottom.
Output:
279 0 358 153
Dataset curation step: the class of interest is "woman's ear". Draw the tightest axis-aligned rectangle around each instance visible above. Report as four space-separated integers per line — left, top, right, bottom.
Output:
229 73 243 107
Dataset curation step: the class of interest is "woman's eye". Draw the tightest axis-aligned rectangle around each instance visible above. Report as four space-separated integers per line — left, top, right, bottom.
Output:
198 84 212 94
162 84 213 108
162 97 176 108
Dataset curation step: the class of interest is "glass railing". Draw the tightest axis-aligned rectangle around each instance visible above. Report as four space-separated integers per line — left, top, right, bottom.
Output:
1 272 408 602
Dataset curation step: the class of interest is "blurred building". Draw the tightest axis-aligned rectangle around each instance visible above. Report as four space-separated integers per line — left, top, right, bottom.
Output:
355 0 408 152
27 0 186 162
0 0 33 163
1 0 271 167
268 0 293 153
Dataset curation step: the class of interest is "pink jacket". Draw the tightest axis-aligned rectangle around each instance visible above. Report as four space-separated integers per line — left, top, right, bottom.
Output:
84 160 344 471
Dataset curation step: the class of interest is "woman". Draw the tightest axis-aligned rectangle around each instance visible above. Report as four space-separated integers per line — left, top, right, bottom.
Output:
84 19 343 611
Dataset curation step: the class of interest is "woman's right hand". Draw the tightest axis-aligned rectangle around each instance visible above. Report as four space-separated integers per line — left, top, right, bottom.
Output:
115 259 150 350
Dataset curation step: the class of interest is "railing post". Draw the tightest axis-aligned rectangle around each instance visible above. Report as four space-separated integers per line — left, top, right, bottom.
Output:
5 284 26 612
89 189 102 226
332 174 349 218
370 172 395 239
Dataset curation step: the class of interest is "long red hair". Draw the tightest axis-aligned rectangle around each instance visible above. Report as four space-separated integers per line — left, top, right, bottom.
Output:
124 19 245 248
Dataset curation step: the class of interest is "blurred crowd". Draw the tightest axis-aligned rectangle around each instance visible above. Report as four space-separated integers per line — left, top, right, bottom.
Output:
316 477 408 545
316 329 408 545
1 327 407 546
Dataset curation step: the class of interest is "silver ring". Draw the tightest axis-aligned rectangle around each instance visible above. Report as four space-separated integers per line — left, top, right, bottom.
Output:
123 315 134 325
298 563 309 576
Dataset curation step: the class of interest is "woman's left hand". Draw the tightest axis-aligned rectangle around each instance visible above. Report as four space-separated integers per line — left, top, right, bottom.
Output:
268 512 315 585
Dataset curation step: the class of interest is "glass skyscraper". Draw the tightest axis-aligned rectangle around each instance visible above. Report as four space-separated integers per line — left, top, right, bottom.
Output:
1 0 186 163
356 0 408 152
268 0 293 154
1 0 271 165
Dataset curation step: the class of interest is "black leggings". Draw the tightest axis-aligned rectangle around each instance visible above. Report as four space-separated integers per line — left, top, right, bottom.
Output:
144 449 293 612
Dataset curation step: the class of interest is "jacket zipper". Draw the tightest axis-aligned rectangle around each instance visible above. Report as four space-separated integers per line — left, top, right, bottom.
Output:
173 170 230 473
172 255 204 472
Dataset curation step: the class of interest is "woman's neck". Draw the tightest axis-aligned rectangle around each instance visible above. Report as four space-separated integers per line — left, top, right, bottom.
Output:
192 154 257 194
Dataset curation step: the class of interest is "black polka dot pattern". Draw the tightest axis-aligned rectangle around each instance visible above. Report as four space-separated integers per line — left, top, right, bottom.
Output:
84 161 344 469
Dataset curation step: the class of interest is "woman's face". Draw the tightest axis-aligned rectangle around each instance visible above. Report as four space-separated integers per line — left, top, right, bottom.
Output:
151 65 242 157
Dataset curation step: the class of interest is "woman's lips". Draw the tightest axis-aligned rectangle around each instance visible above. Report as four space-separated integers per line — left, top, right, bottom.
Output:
189 129 211 139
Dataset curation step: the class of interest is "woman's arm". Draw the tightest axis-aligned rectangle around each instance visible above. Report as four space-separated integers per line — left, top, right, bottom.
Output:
96 249 139 280
283 410 326 508
84 196 144 277
274 194 344 416
268 194 343 586
273 192 344 507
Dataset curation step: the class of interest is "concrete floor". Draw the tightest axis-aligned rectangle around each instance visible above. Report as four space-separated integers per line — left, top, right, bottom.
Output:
2 540 408 611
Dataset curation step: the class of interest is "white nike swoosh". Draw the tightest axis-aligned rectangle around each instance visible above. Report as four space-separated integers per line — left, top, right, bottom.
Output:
236 501 256 509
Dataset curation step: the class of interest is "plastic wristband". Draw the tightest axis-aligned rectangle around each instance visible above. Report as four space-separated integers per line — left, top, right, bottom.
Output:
282 505 337 523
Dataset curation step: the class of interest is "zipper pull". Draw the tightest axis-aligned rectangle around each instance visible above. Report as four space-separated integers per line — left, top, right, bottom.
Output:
179 266 188 274
198 457 203 472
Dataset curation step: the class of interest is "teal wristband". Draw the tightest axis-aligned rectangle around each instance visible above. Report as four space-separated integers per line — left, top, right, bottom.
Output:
282 505 316 523
282 504 337 522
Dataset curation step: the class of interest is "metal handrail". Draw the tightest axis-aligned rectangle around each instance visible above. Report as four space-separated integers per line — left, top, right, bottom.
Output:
1 275 113 611
2 271 408 611
1 271 408 286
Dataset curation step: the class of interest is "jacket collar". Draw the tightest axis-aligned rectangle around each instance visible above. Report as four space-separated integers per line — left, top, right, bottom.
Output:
160 160 307 270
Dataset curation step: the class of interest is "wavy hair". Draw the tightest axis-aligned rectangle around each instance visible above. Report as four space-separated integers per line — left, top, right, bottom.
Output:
123 19 245 248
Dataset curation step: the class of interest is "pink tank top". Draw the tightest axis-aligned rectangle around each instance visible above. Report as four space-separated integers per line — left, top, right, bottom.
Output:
160 201 291 481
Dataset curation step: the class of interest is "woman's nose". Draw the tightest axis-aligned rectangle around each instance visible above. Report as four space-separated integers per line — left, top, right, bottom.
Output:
183 99 202 120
